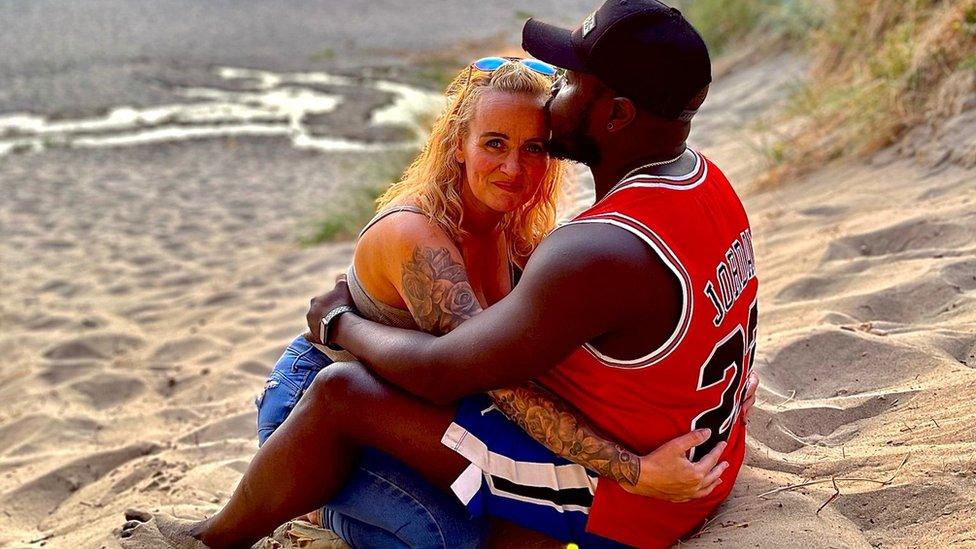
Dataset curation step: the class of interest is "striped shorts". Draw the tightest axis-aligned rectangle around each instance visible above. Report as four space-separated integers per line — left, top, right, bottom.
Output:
442 394 628 548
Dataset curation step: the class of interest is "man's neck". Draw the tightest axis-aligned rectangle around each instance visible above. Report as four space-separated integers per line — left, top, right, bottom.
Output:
591 142 688 202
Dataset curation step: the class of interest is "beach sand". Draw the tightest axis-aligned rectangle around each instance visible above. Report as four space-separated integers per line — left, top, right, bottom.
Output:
2 10 975 548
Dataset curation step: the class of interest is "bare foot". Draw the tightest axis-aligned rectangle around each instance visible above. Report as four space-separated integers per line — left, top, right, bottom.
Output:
120 508 210 549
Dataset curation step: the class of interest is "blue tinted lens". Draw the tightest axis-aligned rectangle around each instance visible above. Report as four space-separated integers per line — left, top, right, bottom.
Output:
521 59 557 76
472 57 507 71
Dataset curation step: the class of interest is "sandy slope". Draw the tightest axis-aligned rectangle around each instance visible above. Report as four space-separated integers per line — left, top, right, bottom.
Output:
1 50 975 549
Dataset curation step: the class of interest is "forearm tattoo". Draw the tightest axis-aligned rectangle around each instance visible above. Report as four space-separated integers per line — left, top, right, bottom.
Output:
401 245 640 485
488 383 641 485
401 246 482 335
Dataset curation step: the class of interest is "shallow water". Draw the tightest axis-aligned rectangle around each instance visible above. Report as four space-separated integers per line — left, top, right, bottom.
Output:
0 67 444 156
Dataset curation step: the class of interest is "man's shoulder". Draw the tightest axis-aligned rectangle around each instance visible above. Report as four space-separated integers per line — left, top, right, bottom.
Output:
546 220 649 260
523 220 675 290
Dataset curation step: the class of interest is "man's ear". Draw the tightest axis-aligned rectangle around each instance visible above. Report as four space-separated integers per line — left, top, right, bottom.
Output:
606 96 637 133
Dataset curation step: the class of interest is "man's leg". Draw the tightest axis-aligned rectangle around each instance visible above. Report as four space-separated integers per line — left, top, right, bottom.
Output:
195 361 470 547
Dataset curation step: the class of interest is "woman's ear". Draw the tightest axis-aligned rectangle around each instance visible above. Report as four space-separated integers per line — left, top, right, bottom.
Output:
454 136 465 164
606 96 637 133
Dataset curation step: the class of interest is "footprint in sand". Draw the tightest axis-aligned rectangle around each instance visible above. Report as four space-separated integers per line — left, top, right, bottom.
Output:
25 314 74 331
177 411 256 445
759 328 954 399
37 278 83 298
0 442 159 524
0 414 102 458
963 340 976 369
775 274 851 302
38 238 76 250
748 390 916 453
834 276 969 324
823 217 976 261
43 332 146 361
940 258 976 290
798 205 847 218
69 373 147 410
832 482 968 535
107 282 133 295
128 253 161 267
38 359 100 385
157 271 210 288
237 359 271 377
200 291 241 307
150 336 222 363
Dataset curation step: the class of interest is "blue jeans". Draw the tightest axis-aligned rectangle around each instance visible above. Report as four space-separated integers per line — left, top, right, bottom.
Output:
256 335 488 548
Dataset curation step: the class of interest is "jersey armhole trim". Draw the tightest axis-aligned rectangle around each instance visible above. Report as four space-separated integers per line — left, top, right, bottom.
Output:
557 212 693 369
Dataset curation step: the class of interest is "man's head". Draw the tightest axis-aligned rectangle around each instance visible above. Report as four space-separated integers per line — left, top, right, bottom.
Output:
523 0 711 166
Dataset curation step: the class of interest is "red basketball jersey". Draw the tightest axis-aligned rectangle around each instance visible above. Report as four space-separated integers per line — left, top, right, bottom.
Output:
537 150 758 548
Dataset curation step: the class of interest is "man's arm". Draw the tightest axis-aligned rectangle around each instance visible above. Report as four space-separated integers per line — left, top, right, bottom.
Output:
312 222 754 500
387 229 641 486
331 223 646 404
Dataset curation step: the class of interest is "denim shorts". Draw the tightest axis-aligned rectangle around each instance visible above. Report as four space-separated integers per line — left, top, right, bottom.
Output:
255 334 331 445
256 335 487 548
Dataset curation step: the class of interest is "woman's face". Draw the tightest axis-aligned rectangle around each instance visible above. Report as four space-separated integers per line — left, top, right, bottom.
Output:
456 90 550 214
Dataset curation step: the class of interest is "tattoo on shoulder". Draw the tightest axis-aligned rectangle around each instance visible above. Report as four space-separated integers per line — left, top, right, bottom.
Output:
402 246 481 335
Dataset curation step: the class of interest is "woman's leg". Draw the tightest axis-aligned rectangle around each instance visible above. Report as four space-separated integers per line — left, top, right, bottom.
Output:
255 340 484 548
256 335 332 446
194 361 470 548
256 338 409 547
323 448 487 548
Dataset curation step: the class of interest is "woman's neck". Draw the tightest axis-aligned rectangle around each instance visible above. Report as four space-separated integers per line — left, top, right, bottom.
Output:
459 180 504 237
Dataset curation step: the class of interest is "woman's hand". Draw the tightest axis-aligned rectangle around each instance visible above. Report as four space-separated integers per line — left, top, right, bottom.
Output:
619 372 759 502
741 370 759 422
304 274 354 345
619 429 728 502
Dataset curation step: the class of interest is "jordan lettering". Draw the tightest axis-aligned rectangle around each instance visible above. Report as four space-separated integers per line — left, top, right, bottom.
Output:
704 229 756 326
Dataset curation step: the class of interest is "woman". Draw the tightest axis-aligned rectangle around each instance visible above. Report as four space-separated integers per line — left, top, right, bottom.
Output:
121 58 745 549
255 57 565 548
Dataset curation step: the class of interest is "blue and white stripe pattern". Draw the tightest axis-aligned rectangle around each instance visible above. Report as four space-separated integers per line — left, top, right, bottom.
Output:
441 394 599 542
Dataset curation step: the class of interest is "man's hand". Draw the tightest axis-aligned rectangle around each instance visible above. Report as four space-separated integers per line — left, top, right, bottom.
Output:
304 274 353 345
619 429 728 502
741 370 759 422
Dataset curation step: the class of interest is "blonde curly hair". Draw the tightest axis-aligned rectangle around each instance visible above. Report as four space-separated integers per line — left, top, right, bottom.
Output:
377 61 566 263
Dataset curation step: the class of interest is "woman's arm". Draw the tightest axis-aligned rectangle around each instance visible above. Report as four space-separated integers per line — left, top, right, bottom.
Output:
369 215 725 500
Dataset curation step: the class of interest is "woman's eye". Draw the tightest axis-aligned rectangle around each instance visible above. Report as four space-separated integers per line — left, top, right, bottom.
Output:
485 139 504 149
525 143 546 154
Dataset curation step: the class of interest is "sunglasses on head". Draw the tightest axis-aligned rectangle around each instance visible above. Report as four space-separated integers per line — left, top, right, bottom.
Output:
470 56 559 78
451 56 560 115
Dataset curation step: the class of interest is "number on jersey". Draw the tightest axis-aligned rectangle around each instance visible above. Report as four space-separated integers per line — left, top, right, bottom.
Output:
690 299 758 461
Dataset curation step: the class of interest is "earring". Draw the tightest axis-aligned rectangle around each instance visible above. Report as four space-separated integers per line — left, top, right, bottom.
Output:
607 122 614 131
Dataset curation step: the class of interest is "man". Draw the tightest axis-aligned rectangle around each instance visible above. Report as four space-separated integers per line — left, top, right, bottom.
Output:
121 1 758 547
313 2 759 545
313 1 757 545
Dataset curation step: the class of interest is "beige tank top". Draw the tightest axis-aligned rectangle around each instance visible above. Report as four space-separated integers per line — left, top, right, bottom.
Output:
313 206 425 361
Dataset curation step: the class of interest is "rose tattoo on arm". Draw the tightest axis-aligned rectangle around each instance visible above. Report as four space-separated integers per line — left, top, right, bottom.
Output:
488 383 640 485
401 246 640 486
401 246 481 335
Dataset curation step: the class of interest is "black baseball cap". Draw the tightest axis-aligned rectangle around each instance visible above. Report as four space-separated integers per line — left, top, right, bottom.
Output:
522 0 711 121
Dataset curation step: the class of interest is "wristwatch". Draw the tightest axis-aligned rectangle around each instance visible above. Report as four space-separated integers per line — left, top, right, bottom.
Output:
319 305 356 351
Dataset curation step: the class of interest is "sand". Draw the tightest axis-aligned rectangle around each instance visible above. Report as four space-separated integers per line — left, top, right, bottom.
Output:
1 29 975 549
